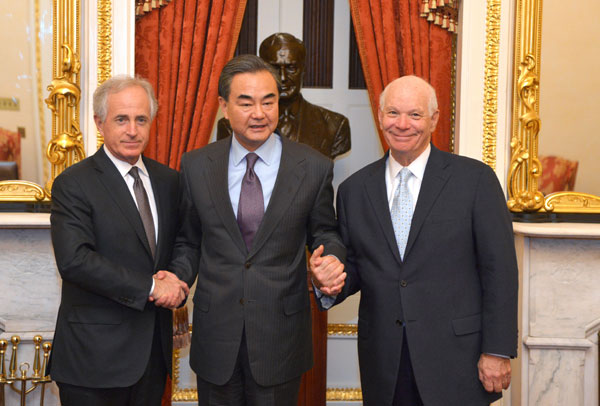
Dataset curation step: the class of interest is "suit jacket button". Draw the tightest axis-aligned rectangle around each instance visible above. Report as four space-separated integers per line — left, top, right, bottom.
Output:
400 280 408 287
245 262 251 269
396 319 403 326
239 298 244 305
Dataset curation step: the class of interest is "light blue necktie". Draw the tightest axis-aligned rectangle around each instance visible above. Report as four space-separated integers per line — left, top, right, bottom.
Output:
391 167 413 260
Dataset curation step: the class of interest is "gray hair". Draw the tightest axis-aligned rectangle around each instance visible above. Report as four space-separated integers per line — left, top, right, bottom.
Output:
218 54 282 101
93 75 158 123
379 75 438 115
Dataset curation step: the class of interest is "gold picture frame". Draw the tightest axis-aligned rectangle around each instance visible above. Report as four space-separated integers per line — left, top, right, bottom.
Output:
508 0 600 215
0 0 83 203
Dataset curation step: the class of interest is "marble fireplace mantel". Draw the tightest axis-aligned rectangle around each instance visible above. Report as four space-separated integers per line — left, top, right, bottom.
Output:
512 222 600 406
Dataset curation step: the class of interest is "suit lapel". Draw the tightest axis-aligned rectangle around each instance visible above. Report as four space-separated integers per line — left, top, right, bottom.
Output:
363 154 403 265
249 137 304 258
92 148 153 259
204 139 248 255
404 145 451 258
145 157 167 266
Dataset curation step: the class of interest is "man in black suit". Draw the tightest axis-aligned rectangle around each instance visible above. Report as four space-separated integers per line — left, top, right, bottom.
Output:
49 75 189 406
311 75 518 405
169 55 345 405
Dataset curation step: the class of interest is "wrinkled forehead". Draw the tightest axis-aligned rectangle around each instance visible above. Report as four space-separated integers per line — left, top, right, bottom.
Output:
262 43 304 66
383 83 430 112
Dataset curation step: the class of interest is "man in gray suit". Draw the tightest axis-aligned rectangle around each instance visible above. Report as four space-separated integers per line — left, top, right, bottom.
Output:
311 75 518 405
169 55 345 405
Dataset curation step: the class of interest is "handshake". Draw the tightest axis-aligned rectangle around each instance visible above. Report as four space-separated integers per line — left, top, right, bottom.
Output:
149 270 190 309
309 245 347 296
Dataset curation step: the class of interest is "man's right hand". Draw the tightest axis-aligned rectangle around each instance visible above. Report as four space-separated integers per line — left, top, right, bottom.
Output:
149 271 189 309
309 245 346 296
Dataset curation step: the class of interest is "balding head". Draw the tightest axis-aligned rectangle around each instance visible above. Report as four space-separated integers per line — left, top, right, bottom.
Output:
379 75 438 116
377 75 440 166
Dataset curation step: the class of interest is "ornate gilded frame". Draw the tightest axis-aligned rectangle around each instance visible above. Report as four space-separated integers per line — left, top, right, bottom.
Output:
508 0 600 214
0 0 83 202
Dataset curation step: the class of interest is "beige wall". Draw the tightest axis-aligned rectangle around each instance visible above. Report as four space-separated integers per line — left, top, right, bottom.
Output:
538 1 600 195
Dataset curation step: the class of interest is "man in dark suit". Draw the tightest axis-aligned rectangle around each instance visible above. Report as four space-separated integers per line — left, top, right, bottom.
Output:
168 54 345 405
311 75 518 405
49 75 189 406
217 33 351 160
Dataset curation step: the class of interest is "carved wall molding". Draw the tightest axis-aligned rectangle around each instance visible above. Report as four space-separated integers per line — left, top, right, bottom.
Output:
326 387 362 401
327 323 357 336
96 0 113 150
482 0 501 170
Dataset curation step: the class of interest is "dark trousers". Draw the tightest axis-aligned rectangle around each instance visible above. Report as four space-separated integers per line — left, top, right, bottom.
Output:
197 331 301 406
393 328 424 406
57 319 167 406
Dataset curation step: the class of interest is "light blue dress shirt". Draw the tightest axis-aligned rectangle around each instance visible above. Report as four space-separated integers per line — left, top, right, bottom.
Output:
228 133 282 216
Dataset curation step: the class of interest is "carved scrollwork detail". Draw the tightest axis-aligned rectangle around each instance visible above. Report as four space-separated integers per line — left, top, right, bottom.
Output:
44 0 84 195
544 192 600 213
508 52 544 212
0 181 48 202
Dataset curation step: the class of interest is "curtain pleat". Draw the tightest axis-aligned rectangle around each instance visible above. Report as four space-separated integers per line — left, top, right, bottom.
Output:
136 0 247 168
349 0 453 152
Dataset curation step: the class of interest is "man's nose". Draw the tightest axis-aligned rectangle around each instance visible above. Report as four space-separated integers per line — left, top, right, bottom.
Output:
126 121 138 135
395 114 410 129
279 66 287 82
251 104 266 118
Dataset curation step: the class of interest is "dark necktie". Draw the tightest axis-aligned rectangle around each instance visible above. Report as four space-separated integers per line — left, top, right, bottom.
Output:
237 153 264 250
129 166 156 258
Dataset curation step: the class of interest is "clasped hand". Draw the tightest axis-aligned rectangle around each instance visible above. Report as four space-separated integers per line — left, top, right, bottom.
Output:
309 245 346 296
149 270 189 309
478 353 512 393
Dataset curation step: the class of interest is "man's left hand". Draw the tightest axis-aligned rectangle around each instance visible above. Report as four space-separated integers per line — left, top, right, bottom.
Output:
477 353 511 393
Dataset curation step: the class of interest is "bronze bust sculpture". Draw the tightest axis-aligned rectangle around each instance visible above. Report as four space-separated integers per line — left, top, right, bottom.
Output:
217 33 351 159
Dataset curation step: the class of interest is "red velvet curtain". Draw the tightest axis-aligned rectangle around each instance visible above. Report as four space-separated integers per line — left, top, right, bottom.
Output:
135 0 247 168
349 0 454 152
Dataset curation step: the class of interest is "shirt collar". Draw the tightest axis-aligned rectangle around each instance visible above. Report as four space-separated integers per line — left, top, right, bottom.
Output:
388 143 431 181
231 132 279 167
103 145 149 178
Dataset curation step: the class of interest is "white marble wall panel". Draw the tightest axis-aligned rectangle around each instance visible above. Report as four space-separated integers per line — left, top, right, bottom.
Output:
514 223 600 406
0 228 60 333
528 238 600 338
527 348 585 405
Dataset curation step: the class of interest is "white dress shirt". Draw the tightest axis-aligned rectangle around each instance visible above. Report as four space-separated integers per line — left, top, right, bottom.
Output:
385 144 431 211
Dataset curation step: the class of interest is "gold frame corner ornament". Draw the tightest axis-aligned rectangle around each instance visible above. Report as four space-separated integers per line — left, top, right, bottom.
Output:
508 0 600 214
0 181 49 202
